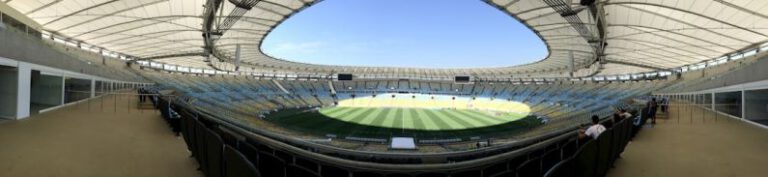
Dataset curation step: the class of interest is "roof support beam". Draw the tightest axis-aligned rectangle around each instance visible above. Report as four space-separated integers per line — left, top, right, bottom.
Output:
72 15 199 39
25 0 61 15
43 0 119 26
607 2 768 39
138 52 208 61
55 0 169 32
713 0 768 20
607 24 737 51
609 37 710 60
605 59 669 71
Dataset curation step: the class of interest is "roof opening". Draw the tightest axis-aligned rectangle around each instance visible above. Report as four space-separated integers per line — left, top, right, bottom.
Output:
261 0 547 68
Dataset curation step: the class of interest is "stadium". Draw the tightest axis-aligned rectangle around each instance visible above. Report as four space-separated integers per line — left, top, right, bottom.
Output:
1 0 767 177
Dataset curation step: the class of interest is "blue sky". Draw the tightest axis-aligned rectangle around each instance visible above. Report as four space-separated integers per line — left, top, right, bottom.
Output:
261 0 547 68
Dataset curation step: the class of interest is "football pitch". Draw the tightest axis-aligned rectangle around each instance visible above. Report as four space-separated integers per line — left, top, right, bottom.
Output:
266 107 539 140
319 107 527 130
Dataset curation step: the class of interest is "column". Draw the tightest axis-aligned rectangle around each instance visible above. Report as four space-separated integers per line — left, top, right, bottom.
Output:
90 79 96 98
16 63 31 119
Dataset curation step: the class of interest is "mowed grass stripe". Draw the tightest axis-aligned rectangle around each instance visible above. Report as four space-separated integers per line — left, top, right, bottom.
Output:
286 113 342 132
345 109 390 137
334 108 363 121
344 108 379 123
319 107 342 115
392 109 404 129
423 110 461 130
453 110 504 125
442 110 490 127
358 108 386 125
431 110 481 129
414 109 440 130
370 108 393 128
382 108 400 128
401 108 417 129
323 107 356 117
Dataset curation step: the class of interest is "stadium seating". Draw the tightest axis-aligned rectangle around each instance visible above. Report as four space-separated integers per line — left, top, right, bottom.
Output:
134 68 663 177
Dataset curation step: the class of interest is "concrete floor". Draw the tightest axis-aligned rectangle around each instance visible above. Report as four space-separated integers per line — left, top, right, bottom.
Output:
0 94 202 177
608 103 768 177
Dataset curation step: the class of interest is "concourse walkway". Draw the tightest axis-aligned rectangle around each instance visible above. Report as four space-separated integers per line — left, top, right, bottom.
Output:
0 93 202 177
608 103 768 177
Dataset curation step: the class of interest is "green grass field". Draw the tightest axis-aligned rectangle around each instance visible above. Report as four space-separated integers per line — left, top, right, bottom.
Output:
319 107 527 130
266 107 540 140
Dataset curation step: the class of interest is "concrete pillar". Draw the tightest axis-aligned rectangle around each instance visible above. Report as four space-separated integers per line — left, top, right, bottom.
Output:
711 93 715 110
90 79 96 98
235 44 241 71
568 50 574 77
741 90 746 119
61 76 65 105
16 63 31 119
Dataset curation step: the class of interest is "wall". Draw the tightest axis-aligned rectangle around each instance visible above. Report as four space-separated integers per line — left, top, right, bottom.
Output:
0 24 143 82
683 55 768 92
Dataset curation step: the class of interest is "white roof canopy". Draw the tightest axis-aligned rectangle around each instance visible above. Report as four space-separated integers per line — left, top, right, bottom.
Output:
6 0 768 77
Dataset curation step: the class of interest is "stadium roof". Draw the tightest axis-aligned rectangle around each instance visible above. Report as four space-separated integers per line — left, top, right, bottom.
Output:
5 0 768 77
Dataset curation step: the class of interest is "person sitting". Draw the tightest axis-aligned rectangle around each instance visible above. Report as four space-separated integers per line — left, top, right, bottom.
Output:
579 115 607 140
619 109 633 119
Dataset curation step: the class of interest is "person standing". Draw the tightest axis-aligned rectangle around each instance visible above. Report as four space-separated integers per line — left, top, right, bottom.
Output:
648 98 658 124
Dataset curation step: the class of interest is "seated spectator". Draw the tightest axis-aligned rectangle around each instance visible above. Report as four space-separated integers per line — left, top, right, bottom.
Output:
579 115 607 140
619 109 633 119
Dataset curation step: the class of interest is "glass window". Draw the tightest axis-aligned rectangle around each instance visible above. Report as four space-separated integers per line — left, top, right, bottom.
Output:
53 37 66 44
715 91 742 118
742 49 757 58
730 53 744 60
744 89 768 126
2 14 27 32
64 78 92 103
150 62 163 69
715 56 728 65
761 43 768 52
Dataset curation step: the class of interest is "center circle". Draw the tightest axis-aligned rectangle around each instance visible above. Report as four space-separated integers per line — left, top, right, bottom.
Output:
319 93 531 131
